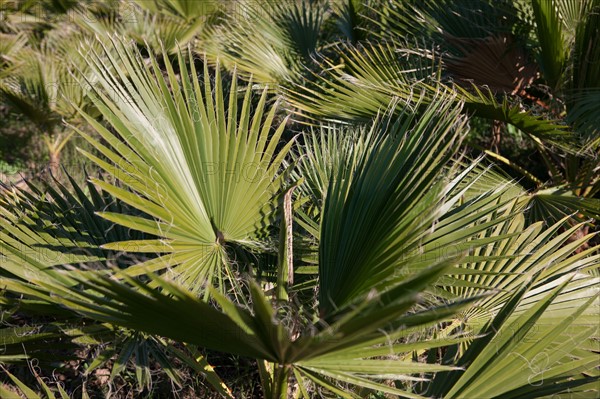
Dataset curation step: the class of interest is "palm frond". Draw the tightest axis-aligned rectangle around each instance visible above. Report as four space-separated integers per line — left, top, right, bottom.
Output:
456 84 575 152
0 31 103 131
531 0 568 89
528 187 600 222
567 89 600 143
368 0 517 46
202 0 326 86
287 41 576 151
286 40 442 122
1 365 75 399
0 31 27 66
290 122 375 211
74 4 204 55
427 273 599 398
72 37 293 294
132 0 222 22
331 0 370 43
570 0 600 91
317 93 466 314
0 173 148 269
0 250 471 398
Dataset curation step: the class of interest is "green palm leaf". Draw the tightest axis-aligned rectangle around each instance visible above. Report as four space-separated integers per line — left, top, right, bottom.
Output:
531 0 568 89
0 252 471 398
427 273 599 398
71 38 293 293
132 0 221 22
74 4 206 55
318 93 466 313
203 0 326 86
286 41 575 151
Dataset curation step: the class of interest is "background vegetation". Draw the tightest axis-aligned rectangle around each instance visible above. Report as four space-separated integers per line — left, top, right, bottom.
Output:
0 0 598 398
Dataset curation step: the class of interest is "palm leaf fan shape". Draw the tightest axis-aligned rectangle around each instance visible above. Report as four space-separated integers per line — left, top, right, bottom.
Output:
71 37 294 294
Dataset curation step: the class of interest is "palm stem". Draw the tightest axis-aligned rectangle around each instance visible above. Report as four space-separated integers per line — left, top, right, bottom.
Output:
257 360 273 398
272 365 290 399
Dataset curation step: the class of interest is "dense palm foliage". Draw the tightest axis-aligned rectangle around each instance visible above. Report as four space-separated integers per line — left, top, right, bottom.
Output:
0 1 598 398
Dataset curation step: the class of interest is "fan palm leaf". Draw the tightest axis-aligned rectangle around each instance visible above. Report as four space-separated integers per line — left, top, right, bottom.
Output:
202 0 326 87
73 3 206 55
286 41 574 151
426 272 599 398
69 37 293 294
0 179 231 395
132 0 222 22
